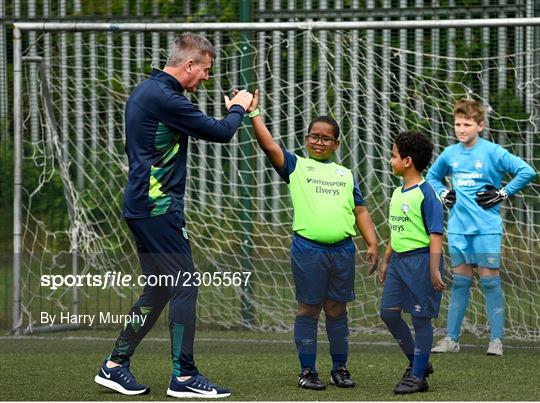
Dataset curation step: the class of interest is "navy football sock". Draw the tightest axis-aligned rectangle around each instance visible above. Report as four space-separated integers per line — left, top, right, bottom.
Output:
380 309 415 363
294 315 318 371
326 315 349 371
411 316 433 379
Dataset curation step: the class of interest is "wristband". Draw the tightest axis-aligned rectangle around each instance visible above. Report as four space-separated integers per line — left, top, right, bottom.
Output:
248 108 260 118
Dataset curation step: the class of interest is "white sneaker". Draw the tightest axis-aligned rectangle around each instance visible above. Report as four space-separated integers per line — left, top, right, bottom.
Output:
487 338 503 356
431 336 460 353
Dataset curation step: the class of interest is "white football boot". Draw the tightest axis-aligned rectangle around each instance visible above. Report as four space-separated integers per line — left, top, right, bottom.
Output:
431 336 460 353
486 338 503 356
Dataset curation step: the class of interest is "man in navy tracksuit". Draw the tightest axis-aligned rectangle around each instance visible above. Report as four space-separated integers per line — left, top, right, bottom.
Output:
94 33 253 398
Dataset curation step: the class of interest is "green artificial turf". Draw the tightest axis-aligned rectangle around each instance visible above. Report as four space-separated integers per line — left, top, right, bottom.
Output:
1 329 538 401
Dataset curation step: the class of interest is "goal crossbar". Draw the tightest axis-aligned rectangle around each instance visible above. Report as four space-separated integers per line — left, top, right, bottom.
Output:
13 17 540 33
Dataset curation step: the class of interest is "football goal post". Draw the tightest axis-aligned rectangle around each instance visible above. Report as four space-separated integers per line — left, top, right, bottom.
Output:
11 18 540 340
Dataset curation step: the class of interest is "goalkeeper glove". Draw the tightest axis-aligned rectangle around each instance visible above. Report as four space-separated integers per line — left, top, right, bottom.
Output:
441 189 456 209
475 185 508 209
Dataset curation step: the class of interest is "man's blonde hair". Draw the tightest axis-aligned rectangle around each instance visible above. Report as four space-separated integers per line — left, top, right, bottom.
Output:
453 98 485 124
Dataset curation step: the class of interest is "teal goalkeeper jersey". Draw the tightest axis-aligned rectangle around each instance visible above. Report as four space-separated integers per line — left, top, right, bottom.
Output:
426 138 536 235
389 179 444 253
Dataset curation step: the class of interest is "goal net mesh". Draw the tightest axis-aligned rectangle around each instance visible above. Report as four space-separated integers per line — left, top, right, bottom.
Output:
16 27 540 340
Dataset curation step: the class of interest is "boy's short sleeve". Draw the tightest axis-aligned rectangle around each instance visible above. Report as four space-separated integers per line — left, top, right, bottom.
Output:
275 147 298 184
420 182 444 234
353 177 366 206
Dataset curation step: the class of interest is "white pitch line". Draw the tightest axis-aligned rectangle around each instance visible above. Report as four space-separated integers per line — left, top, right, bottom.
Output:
1 335 538 350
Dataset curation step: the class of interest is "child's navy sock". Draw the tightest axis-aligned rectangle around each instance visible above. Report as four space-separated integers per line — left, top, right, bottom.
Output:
294 315 318 371
411 315 433 379
380 309 415 363
326 314 349 371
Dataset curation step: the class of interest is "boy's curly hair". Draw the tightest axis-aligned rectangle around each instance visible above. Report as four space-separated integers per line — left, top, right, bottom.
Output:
394 131 434 173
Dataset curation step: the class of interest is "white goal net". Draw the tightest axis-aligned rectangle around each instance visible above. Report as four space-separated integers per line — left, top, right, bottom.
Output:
13 24 540 340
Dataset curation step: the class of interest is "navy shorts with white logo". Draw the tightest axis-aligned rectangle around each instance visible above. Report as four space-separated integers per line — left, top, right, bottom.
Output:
290 233 356 305
380 247 444 318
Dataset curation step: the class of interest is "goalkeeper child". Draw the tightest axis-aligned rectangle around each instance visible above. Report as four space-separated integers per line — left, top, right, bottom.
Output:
246 90 379 390
379 131 446 394
427 98 536 356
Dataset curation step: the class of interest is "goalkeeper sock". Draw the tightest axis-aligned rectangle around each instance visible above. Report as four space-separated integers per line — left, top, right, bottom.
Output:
294 315 318 371
380 309 415 363
411 316 433 379
446 274 473 341
325 315 349 371
480 276 505 340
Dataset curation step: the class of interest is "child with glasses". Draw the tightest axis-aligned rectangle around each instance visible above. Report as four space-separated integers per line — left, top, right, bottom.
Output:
246 89 379 390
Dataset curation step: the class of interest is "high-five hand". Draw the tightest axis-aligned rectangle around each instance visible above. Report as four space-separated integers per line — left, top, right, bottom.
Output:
224 89 253 111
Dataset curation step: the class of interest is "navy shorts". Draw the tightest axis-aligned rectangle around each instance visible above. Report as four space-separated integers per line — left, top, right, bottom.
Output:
290 233 356 305
380 248 444 318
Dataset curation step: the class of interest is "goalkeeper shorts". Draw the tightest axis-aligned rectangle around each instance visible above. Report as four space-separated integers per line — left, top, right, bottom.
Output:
448 233 502 269
380 247 444 318
290 233 356 305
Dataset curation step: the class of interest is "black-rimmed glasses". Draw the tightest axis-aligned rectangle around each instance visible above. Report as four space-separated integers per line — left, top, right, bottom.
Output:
306 134 336 145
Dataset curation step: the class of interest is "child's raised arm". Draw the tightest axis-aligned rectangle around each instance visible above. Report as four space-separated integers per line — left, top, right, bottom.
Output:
248 89 285 170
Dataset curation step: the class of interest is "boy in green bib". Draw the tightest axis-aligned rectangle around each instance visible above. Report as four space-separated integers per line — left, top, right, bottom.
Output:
379 131 445 394
247 90 379 390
